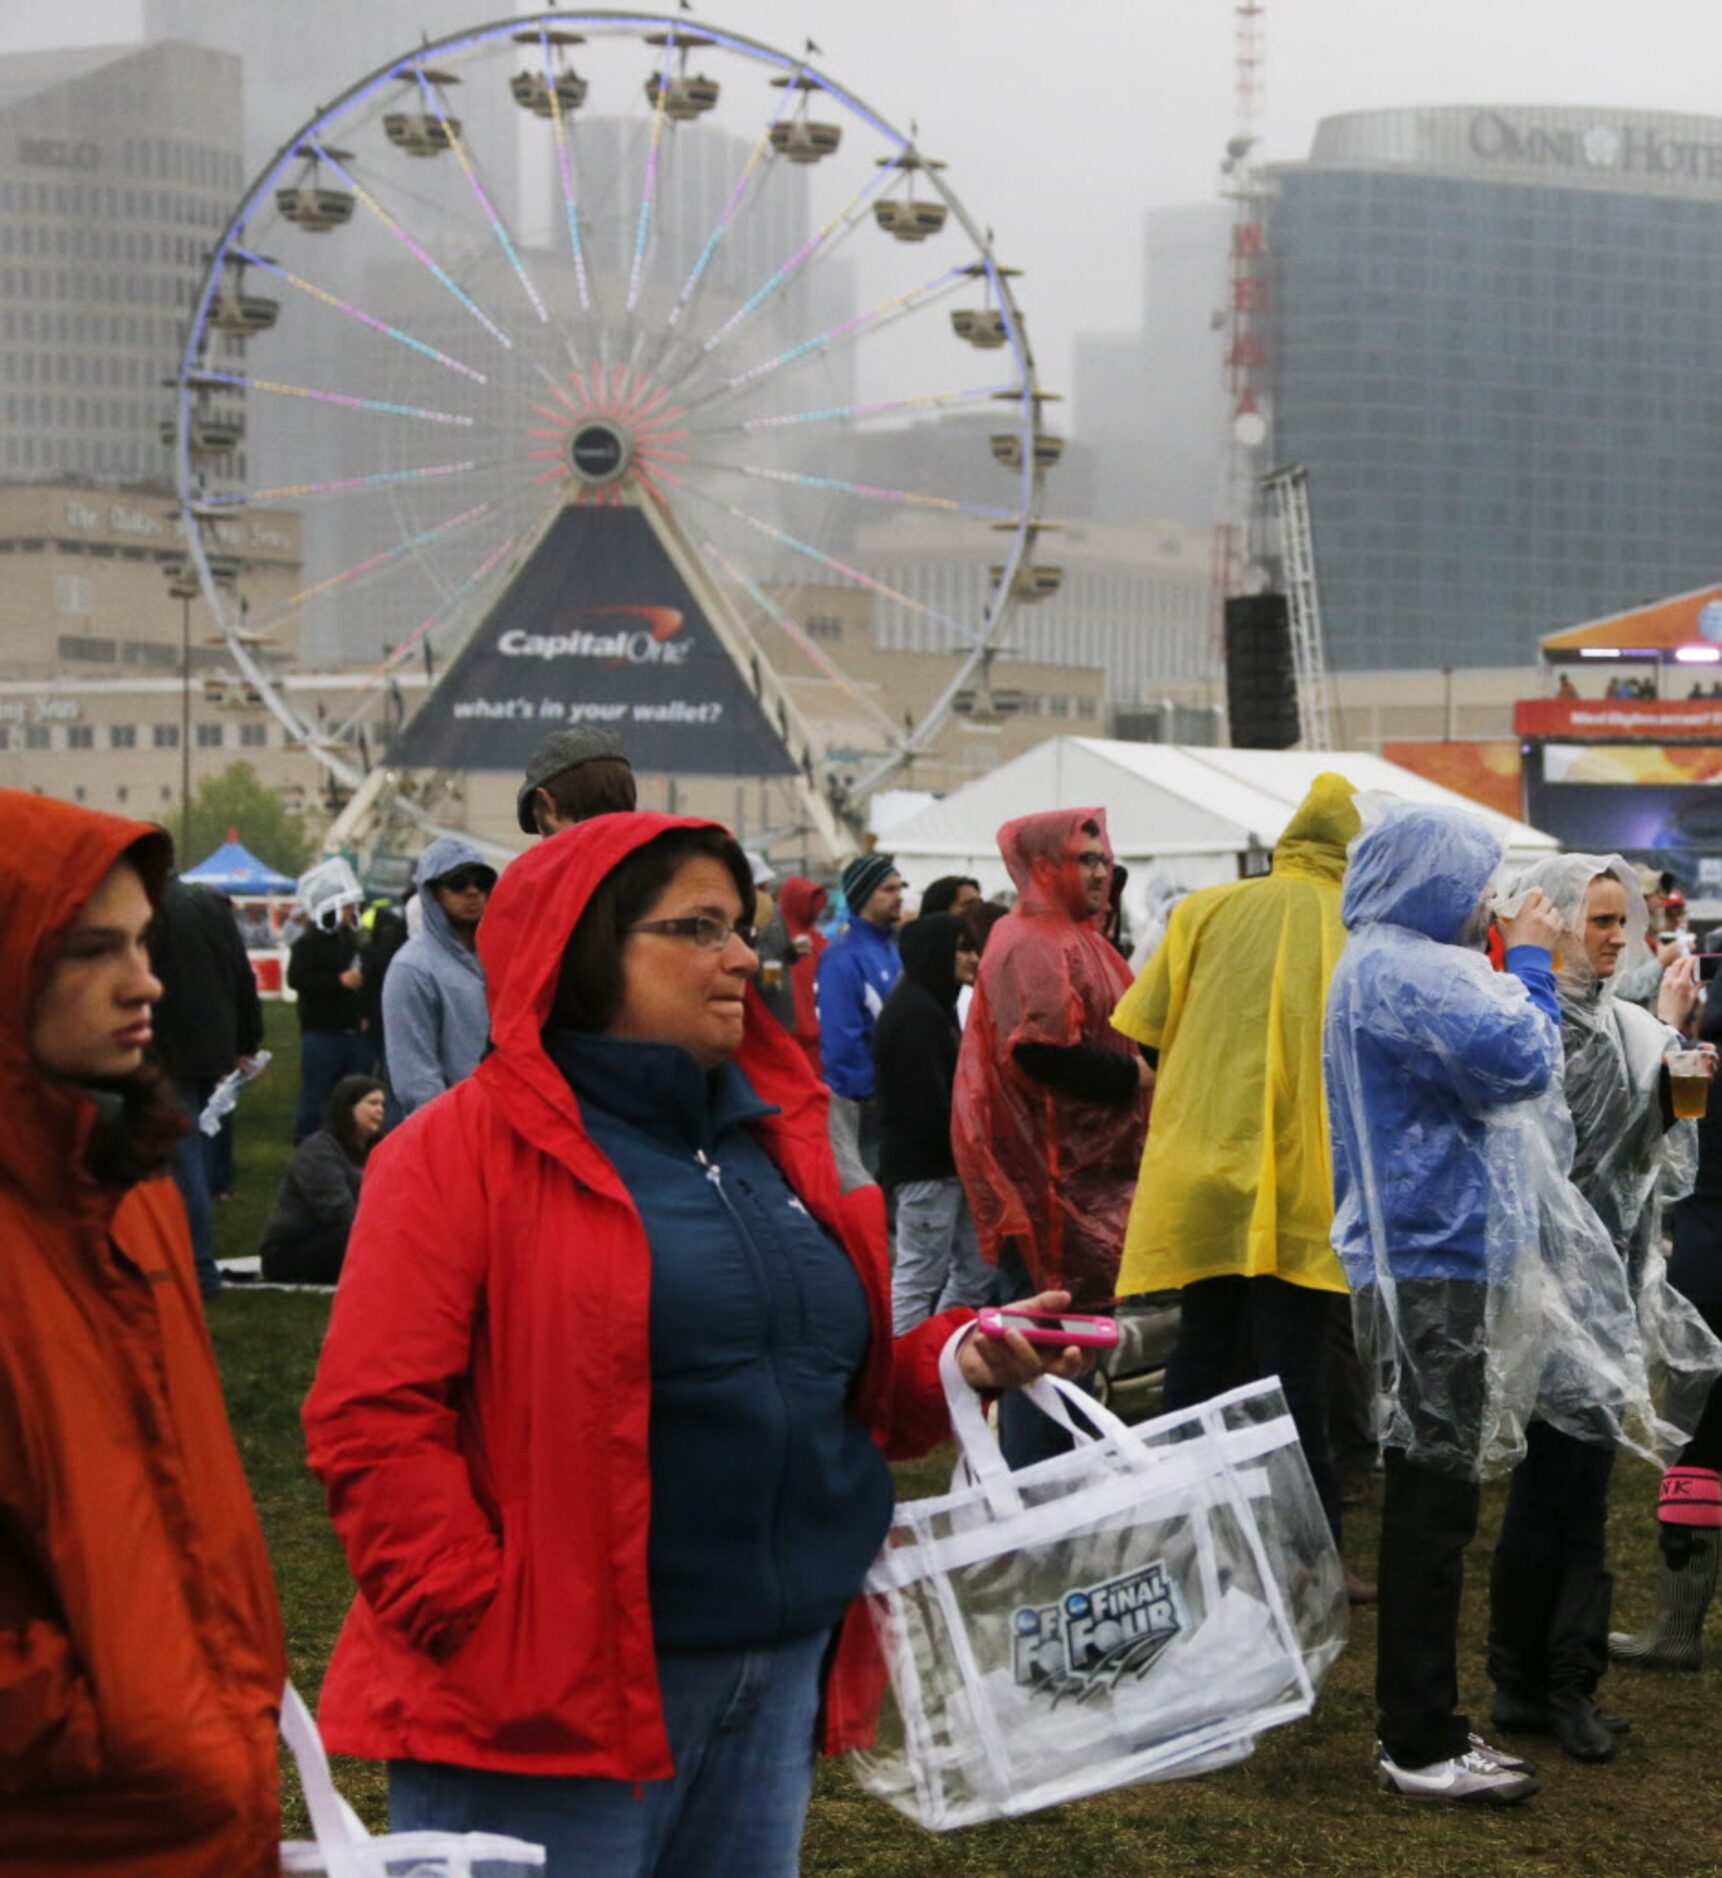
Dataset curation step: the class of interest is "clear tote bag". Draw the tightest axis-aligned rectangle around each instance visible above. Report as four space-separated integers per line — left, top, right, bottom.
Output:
279 1682 545 1877
849 1335 1347 1830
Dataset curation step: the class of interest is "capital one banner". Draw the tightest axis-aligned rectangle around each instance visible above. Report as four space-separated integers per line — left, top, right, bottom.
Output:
394 503 795 776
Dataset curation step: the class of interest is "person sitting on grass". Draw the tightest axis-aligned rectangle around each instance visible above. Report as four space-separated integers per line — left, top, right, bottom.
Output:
259 1073 385 1285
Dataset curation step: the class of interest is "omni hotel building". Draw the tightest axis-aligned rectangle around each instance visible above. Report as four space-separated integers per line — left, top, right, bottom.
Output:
1266 106 1722 678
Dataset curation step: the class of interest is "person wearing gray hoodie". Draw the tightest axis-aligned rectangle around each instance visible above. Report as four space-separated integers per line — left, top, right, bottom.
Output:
381 836 497 1116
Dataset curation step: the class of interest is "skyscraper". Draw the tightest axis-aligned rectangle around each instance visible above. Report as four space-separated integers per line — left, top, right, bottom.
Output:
0 38 242 484
1070 205 1227 531
1268 105 1722 673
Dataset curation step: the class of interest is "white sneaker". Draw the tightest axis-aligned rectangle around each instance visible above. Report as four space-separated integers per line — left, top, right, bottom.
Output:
1377 1745 1539 1805
1466 1732 1535 1774
1374 1734 1535 1776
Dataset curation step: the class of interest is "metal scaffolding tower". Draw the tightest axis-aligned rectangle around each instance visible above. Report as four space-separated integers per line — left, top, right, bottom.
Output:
1263 464 1335 751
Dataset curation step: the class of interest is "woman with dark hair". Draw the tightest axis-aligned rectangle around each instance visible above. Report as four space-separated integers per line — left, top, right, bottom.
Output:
260 1073 386 1283
303 812 1084 1875
0 791 285 1873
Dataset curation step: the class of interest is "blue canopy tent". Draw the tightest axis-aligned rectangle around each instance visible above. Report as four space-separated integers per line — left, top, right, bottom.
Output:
181 828 297 897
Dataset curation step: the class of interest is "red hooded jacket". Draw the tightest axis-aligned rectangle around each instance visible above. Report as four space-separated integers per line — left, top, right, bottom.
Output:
303 813 964 1779
0 793 285 1876
777 875 828 1077
952 807 1145 1304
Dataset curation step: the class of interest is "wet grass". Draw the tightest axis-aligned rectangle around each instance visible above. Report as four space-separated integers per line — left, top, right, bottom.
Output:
210 1009 1722 1872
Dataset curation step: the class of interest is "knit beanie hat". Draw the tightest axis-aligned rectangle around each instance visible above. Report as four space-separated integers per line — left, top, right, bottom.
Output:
841 852 898 915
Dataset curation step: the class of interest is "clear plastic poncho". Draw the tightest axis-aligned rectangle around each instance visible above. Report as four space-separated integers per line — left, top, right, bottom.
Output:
1324 801 1709 1478
1498 852 1722 1443
297 856 364 931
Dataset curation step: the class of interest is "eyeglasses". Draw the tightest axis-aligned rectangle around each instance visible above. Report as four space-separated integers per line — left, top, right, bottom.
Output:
436 867 492 894
624 916 757 951
1068 851 1109 870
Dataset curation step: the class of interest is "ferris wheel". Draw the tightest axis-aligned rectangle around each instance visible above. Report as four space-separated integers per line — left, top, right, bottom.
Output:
169 11 1056 849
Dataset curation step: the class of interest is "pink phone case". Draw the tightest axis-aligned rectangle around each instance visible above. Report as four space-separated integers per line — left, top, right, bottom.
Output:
975 1308 1119 1351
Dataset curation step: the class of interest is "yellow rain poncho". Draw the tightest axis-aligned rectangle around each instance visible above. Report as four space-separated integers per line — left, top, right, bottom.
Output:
1112 772 1361 1297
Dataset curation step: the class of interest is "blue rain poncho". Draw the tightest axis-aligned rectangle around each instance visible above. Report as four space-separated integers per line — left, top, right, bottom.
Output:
1325 801 1705 1478
1497 852 1722 1444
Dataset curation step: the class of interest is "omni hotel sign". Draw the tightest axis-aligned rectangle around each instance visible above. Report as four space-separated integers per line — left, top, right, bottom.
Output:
1469 110 1722 182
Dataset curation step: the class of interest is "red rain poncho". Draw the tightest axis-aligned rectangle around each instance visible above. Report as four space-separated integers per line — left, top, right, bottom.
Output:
952 807 1146 1303
777 876 828 1078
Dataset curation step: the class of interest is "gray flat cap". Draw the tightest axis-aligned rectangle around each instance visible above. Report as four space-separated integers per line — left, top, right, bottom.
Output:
516 726 632 833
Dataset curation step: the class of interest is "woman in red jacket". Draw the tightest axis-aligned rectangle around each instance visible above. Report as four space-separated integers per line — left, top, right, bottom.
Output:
0 793 285 1876
303 812 1080 1876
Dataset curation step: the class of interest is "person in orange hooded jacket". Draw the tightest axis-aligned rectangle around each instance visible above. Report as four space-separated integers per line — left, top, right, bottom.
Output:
302 812 1080 1874
0 791 285 1876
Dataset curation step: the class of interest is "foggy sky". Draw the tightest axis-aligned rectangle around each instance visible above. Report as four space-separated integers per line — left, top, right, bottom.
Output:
7 0 1722 398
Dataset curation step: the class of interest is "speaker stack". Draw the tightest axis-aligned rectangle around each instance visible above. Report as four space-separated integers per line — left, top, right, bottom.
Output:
1223 592 1299 749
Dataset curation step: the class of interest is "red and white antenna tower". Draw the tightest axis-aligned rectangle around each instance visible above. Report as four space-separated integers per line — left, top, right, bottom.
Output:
1210 1 1272 632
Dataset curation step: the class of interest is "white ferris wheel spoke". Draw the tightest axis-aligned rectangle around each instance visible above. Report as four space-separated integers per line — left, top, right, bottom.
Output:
681 482 985 651
681 264 974 421
698 535 906 743
327 530 524 741
627 33 677 317
695 164 896 364
197 461 493 508
234 248 487 384
536 28 593 313
418 69 549 325
198 367 474 428
682 457 1019 523
642 61 807 388
701 381 1018 438
243 500 499 642
312 142 514 350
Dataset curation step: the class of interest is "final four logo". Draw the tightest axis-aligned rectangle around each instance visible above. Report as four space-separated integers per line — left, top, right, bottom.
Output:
1012 1560 1184 1704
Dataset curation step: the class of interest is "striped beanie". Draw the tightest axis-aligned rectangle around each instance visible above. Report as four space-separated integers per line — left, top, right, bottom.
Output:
841 852 898 916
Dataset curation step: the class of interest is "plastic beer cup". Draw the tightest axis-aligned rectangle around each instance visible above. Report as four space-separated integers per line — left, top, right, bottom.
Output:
1667 1049 1712 1121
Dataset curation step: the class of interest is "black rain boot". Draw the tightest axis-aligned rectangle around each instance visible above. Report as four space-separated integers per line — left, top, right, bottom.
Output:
1487 1551 1558 1736
1546 1566 1618 1764
1609 1527 1719 1672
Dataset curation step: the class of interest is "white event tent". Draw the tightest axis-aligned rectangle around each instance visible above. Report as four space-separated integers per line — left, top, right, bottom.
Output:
877 738 1557 915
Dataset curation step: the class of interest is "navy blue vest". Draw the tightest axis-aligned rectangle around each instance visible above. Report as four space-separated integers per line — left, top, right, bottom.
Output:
547 1031 894 1650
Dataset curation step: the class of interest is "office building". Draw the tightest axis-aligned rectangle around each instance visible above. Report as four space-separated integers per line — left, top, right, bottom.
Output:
1268 105 1722 672
0 38 243 485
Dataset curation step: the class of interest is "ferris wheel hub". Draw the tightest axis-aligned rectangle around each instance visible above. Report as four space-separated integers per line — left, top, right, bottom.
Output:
569 418 633 487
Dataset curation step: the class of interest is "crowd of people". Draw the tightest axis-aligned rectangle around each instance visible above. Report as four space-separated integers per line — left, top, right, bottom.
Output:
8 734 1722 1870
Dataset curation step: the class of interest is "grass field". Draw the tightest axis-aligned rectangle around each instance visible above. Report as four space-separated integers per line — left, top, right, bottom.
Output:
211 1006 1722 1874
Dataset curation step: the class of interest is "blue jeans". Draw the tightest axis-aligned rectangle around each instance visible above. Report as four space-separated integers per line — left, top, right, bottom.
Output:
994 1240 1104 1470
295 1028 374 1144
207 1112 236 1197
890 1176 996 1334
388 1629 830 1877
826 1094 879 1194
170 1078 220 1299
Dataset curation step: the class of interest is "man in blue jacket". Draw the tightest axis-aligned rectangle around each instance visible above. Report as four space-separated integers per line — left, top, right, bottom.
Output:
815 852 904 1189
1324 801 1563 1806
